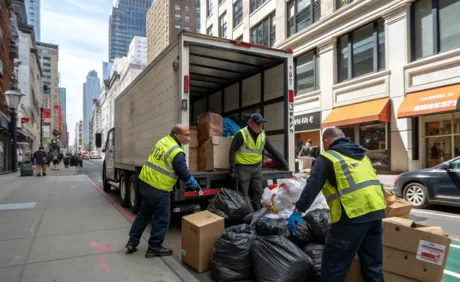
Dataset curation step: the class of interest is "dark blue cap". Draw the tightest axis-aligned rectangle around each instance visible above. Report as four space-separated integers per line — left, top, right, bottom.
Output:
250 113 265 124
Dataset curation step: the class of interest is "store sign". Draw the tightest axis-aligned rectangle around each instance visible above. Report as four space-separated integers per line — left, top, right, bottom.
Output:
294 112 321 132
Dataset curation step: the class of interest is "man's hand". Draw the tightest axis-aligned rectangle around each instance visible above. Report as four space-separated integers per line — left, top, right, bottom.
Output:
228 169 237 180
185 176 199 190
287 211 304 233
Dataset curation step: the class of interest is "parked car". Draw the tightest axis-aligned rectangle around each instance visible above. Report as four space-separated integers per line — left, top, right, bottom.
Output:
80 151 90 160
90 151 101 159
393 157 460 209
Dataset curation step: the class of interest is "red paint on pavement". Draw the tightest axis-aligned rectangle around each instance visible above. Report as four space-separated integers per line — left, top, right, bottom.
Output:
91 242 113 271
84 176 135 223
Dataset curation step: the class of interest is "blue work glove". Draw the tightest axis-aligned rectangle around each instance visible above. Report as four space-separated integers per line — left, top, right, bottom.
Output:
288 211 304 233
186 176 199 190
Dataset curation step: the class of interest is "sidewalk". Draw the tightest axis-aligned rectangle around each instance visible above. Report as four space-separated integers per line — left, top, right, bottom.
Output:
378 174 398 190
0 163 196 282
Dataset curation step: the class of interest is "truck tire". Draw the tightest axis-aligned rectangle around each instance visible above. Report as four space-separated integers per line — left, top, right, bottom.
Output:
119 172 130 208
102 163 111 192
129 174 141 214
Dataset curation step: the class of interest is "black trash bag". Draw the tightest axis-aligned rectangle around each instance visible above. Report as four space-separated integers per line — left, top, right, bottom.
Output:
207 188 254 223
305 209 330 244
284 218 313 248
242 212 254 224
254 217 286 236
211 224 256 282
303 243 324 282
252 236 313 282
207 205 228 219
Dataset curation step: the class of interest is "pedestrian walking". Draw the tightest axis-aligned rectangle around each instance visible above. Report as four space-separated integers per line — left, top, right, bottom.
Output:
125 124 199 257
33 146 47 176
288 127 387 282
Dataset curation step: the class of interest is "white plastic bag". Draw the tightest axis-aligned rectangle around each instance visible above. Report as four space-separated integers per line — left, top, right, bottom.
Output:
302 191 329 217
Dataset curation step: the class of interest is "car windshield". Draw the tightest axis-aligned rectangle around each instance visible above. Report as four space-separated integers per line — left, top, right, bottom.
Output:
433 157 460 169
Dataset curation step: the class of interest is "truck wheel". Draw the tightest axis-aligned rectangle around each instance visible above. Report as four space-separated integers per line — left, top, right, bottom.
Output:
119 172 130 208
102 163 111 192
129 174 141 214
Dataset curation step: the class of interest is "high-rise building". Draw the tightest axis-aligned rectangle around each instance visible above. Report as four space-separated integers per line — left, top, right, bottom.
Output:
102 62 113 81
59 87 66 121
37 42 59 141
74 120 83 153
24 0 40 41
127 36 147 65
147 0 200 62
108 0 151 61
83 70 100 150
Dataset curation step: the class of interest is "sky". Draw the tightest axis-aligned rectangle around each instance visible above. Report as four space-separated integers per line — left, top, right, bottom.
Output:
41 0 112 144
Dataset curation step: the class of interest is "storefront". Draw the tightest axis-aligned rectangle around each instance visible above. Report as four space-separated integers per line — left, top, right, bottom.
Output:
322 98 391 172
294 111 321 148
398 83 460 168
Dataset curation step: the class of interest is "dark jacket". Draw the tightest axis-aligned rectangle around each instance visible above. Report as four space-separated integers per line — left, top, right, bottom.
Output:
170 134 192 183
295 137 385 224
229 127 288 170
33 150 47 165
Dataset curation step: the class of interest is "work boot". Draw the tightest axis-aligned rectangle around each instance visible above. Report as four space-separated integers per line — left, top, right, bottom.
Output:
145 245 172 258
43 173 47 176
125 237 139 254
36 173 41 177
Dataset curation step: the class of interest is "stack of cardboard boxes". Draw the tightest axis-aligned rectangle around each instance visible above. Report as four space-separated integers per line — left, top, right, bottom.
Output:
189 127 199 172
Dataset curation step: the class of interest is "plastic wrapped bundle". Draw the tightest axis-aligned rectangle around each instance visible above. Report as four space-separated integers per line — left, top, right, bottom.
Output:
252 236 313 282
284 218 313 249
254 217 286 236
305 209 330 244
211 224 256 282
303 243 324 282
206 188 253 224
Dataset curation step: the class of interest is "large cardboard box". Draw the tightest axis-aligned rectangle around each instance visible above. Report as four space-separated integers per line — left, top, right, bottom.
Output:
181 211 225 273
205 136 232 171
190 127 199 148
346 260 420 282
385 198 413 218
199 144 207 171
198 112 223 146
188 147 198 172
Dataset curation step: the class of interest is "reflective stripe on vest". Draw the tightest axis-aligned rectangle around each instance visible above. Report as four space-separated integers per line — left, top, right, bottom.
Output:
144 145 180 180
235 127 266 165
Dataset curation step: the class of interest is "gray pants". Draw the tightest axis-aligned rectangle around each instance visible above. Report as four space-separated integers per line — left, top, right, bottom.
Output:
235 164 263 211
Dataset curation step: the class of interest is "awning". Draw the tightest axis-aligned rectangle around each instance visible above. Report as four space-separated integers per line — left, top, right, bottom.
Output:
398 84 460 118
322 98 391 128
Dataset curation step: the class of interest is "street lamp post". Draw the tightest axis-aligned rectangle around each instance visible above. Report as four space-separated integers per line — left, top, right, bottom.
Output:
5 89 25 173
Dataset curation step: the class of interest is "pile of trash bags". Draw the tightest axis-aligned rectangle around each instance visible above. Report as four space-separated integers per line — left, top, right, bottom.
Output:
208 176 331 282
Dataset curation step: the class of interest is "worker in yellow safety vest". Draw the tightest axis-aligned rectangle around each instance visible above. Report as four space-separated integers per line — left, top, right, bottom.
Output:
288 127 386 282
125 124 199 258
229 113 288 210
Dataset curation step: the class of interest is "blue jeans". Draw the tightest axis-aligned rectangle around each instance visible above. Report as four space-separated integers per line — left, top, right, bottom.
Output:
128 180 171 248
322 219 384 282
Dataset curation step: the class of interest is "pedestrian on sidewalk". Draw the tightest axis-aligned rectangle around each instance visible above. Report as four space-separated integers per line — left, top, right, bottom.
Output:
125 124 199 258
33 146 47 177
288 127 387 282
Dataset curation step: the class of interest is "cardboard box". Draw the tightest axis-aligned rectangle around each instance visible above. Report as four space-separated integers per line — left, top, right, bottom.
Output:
199 144 206 171
385 198 413 218
346 260 420 282
198 112 223 146
205 136 232 171
181 211 225 273
190 127 199 148
188 147 198 172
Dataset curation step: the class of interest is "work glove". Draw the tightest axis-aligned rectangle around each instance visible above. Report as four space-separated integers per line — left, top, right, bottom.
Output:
228 168 237 180
186 176 199 190
287 211 304 233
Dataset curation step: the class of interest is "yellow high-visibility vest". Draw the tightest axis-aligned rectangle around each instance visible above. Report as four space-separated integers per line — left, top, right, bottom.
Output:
235 127 266 165
321 150 386 223
139 135 184 192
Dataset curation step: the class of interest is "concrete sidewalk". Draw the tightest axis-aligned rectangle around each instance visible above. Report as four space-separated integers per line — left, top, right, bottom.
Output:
0 164 193 282
378 174 399 190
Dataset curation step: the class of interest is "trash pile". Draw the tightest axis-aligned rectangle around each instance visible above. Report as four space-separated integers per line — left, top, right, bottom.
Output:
207 176 331 282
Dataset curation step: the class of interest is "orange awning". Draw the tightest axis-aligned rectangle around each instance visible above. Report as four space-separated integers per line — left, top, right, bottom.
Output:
322 98 391 128
398 84 460 118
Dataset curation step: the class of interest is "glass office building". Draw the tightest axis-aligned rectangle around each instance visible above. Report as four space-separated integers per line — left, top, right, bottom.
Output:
109 0 151 61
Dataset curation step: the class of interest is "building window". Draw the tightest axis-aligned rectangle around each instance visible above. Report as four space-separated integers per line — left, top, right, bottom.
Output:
207 25 213 36
337 19 385 83
412 0 460 61
295 49 316 96
175 4 181 10
184 16 189 22
196 17 201 24
287 0 321 37
337 0 355 9
196 28 201 33
251 13 276 47
233 0 243 26
235 35 243 41
175 24 181 31
185 5 190 12
250 0 268 13
175 14 181 21
219 12 228 37
185 26 191 31
196 0 200 3
196 7 200 13
207 0 213 17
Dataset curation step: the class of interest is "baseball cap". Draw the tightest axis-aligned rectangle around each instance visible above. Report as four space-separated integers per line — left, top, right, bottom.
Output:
250 113 265 124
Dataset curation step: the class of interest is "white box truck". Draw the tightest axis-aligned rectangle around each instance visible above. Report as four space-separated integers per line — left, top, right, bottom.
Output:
96 32 296 214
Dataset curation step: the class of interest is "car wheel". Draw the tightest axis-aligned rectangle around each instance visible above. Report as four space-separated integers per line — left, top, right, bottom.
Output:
129 174 141 214
102 163 111 192
119 172 130 208
403 183 430 209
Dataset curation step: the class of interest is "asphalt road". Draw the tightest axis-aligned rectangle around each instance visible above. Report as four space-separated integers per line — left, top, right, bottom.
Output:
82 159 460 281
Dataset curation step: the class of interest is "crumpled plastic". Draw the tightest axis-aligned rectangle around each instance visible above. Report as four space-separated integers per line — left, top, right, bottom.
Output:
260 177 305 219
303 243 324 282
211 224 256 282
254 217 286 236
207 188 254 224
305 209 330 244
252 235 313 282
284 218 313 249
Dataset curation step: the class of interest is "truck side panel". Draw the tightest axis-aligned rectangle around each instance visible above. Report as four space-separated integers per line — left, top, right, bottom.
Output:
115 43 180 167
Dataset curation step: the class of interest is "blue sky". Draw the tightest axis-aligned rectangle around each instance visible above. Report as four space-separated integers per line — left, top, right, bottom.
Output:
41 0 112 143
